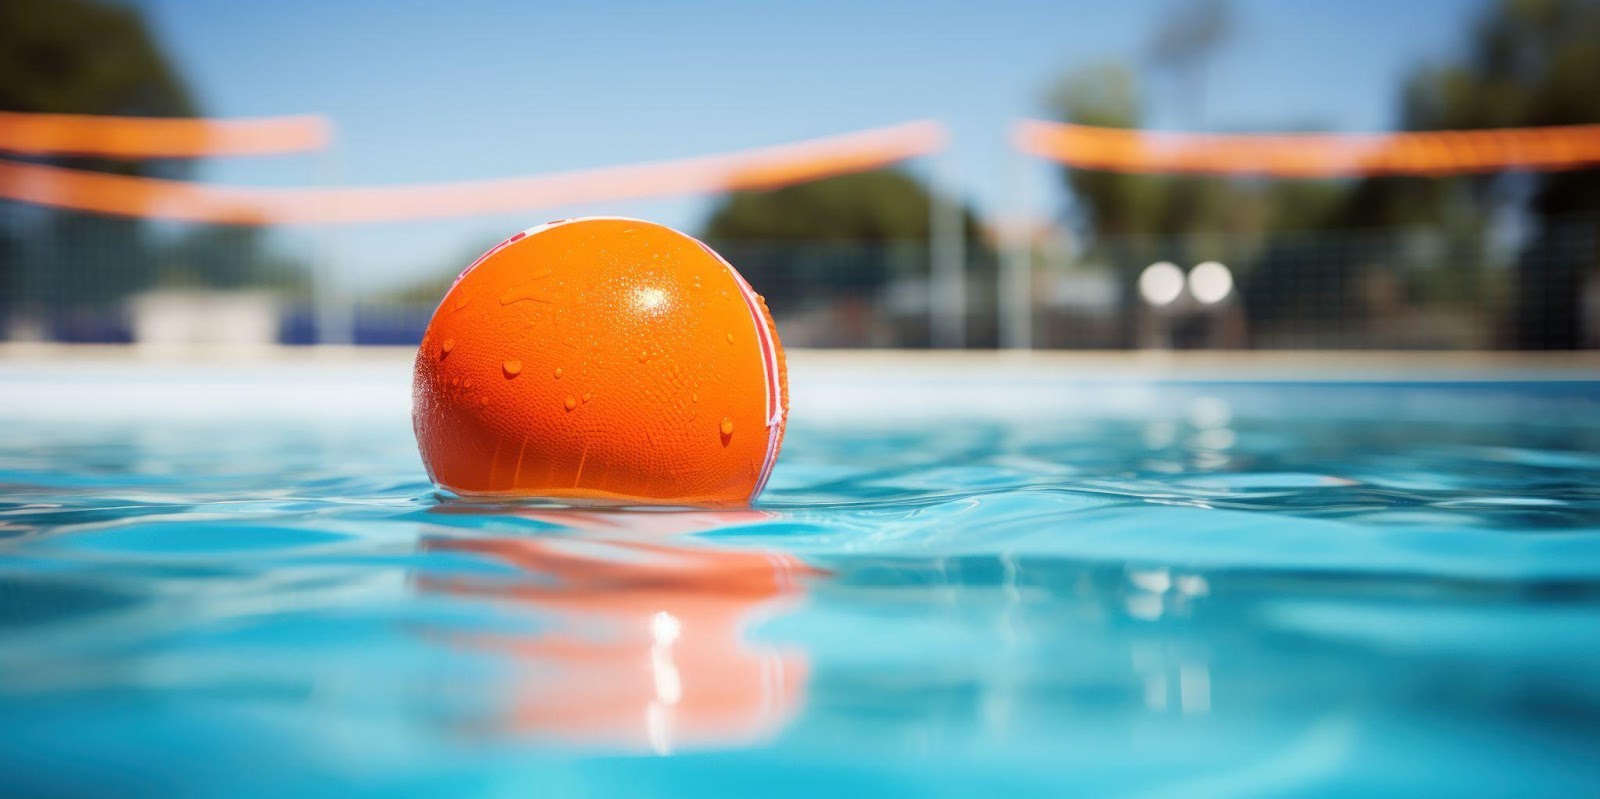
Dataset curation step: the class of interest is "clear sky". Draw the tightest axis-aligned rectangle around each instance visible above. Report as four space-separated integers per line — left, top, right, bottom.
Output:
139 0 1488 289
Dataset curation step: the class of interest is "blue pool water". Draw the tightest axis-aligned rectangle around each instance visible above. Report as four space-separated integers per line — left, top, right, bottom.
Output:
1 362 1598 797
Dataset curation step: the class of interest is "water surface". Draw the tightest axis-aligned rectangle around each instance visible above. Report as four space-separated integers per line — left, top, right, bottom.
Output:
1 370 1597 797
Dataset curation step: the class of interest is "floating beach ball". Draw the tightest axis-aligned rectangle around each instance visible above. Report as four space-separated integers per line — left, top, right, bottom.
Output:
413 217 787 506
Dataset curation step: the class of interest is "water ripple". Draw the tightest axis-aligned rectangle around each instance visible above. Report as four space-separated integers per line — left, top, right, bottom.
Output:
0 381 1598 795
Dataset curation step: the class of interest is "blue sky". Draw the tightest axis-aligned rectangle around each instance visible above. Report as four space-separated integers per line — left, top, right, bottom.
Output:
140 0 1488 288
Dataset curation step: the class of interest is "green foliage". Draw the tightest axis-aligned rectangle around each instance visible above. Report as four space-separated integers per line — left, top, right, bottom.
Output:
0 0 314 332
1050 0 1600 235
0 0 194 117
1334 0 1600 231
703 169 979 241
700 169 998 344
1046 65 1163 238
160 227 312 296
1398 0 1600 346
1403 0 1600 131
1047 0 1600 348
1043 64 1336 241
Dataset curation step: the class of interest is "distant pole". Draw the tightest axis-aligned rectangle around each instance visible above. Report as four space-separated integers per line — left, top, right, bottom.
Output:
313 147 352 346
1000 152 1032 349
929 153 965 348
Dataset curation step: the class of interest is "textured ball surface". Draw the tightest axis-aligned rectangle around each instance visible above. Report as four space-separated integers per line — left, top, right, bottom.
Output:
412 217 787 506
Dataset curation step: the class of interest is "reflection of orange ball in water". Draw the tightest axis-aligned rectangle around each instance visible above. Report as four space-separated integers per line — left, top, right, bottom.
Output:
419 529 817 752
412 217 787 506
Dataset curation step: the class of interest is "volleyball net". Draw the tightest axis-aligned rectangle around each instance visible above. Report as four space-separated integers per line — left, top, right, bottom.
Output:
3 110 1598 348
1013 118 1600 176
1006 119 1600 350
0 116 945 224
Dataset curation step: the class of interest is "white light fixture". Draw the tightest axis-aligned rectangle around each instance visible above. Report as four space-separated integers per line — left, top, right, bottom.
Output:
1188 261 1233 305
1138 261 1185 306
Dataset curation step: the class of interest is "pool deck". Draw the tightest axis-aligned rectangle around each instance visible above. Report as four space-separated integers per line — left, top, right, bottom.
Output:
1 344 1593 423
1 343 1595 381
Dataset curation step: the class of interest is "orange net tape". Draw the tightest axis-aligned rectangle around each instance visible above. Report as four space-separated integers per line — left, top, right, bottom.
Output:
0 120 945 224
0 112 332 158
1015 119 1600 176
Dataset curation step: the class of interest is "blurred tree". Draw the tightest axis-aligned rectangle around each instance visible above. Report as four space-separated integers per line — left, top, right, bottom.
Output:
1147 0 1232 126
1381 0 1600 348
0 0 195 119
160 226 312 295
1050 0 1600 349
0 0 197 338
1047 65 1158 239
0 0 305 341
1046 63 1283 344
704 169 979 242
702 169 996 345
1044 64 1300 242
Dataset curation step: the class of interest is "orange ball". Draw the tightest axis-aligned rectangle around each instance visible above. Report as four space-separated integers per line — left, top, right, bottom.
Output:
412 217 787 506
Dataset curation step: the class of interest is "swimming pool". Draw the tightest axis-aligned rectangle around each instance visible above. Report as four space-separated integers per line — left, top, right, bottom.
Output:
1 352 1597 797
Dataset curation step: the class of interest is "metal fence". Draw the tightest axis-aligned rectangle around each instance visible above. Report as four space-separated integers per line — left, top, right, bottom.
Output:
1023 215 1600 350
3 204 1597 349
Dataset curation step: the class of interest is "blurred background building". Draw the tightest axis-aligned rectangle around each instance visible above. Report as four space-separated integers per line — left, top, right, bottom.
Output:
2 0 1598 350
